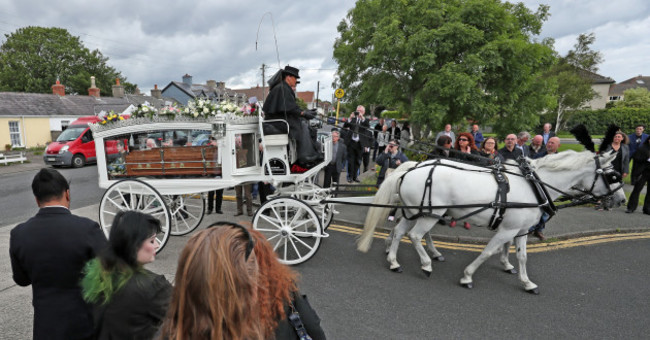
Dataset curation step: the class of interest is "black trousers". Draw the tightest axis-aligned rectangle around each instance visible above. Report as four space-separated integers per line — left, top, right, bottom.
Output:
362 149 370 172
207 189 223 212
258 182 273 205
347 142 362 181
627 169 650 213
323 163 339 188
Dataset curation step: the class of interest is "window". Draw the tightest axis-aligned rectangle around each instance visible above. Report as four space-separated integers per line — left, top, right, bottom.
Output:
61 120 70 131
9 121 21 146
609 96 621 101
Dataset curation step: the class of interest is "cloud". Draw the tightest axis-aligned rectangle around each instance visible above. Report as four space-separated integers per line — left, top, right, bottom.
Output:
0 0 647 98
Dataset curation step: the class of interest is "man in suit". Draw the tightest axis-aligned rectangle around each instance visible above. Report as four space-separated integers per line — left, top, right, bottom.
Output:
388 119 401 142
541 123 556 145
10 168 107 340
515 131 531 157
628 124 649 185
435 124 456 145
323 130 347 187
528 135 546 159
346 105 371 182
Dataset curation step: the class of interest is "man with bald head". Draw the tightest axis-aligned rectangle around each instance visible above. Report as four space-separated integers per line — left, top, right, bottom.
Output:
536 136 560 158
497 133 523 162
528 135 546 159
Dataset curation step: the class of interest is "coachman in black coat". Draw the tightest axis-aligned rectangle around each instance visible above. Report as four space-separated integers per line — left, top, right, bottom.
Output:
9 169 107 340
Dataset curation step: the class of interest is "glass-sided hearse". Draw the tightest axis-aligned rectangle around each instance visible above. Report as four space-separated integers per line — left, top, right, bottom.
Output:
91 114 333 265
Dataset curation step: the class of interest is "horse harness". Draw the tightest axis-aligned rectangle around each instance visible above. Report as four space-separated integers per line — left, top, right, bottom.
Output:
400 158 556 230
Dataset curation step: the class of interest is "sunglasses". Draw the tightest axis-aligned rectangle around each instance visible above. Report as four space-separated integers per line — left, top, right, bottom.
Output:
207 221 255 261
458 138 469 141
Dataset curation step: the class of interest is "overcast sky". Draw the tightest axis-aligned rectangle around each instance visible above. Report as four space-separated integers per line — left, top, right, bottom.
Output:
0 0 647 102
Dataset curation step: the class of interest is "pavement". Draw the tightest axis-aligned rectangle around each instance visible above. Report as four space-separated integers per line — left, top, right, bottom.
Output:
1 151 648 244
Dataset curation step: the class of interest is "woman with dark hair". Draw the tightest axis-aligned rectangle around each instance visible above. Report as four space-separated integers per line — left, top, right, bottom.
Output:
429 135 452 159
479 137 498 159
597 130 630 211
250 228 326 339
81 211 172 339
160 223 265 340
400 121 411 147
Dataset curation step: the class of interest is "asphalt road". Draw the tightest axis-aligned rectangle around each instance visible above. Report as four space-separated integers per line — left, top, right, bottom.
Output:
0 165 103 226
2 208 649 339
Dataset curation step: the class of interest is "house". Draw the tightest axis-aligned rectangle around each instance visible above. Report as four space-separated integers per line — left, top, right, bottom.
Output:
160 74 247 106
0 78 173 148
608 75 650 102
580 69 615 110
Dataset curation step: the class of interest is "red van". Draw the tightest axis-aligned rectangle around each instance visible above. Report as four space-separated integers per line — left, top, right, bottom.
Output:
44 116 122 168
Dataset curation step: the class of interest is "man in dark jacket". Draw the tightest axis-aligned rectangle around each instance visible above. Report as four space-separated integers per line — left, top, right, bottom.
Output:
345 105 371 182
498 134 523 162
262 65 320 165
376 139 408 187
626 137 650 215
10 168 107 340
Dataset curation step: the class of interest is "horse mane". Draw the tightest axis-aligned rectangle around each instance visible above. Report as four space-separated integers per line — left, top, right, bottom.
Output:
530 150 596 171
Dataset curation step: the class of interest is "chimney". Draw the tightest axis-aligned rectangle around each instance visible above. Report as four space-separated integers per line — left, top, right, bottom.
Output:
88 76 100 98
217 81 226 90
52 79 65 96
182 74 193 86
206 80 217 91
151 84 162 99
112 78 125 98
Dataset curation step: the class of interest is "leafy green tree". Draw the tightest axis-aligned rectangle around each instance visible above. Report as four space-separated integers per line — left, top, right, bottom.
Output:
333 0 557 138
296 96 308 110
616 87 650 108
546 33 603 132
0 26 136 95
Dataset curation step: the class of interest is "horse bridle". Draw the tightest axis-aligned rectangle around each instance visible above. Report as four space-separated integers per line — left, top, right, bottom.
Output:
570 155 623 199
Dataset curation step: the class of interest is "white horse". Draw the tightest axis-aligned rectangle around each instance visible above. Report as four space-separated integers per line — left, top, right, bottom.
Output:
358 151 626 293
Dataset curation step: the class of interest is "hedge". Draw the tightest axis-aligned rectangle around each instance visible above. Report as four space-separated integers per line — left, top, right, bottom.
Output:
565 107 650 133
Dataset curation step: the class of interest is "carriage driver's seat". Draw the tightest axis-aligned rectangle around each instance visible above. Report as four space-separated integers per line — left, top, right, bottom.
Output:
260 119 291 175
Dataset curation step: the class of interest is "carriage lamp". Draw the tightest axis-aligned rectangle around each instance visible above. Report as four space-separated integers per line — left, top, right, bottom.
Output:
212 123 226 139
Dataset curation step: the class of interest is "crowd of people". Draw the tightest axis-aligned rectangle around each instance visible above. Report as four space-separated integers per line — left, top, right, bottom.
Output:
10 168 326 340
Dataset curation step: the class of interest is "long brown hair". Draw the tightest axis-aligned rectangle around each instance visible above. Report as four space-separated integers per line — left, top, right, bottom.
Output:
454 132 478 151
249 229 298 338
160 226 263 340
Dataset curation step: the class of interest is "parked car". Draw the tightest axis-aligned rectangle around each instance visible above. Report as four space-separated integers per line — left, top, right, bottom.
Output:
327 116 336 125
44 116 124 168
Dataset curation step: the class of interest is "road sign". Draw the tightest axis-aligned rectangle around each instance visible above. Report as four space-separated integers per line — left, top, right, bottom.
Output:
334 88 345 99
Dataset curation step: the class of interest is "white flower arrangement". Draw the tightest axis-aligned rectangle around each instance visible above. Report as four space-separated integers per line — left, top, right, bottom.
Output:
132 102 159 119
186 97 218 118
217 100 239 114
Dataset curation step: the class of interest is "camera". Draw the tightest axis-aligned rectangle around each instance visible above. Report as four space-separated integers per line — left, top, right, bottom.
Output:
353 111 359 117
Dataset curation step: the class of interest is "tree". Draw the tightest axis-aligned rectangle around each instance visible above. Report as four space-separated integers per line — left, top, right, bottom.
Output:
332 0 557 139
0 26 136 95
616 87 650 108
546 33 603 132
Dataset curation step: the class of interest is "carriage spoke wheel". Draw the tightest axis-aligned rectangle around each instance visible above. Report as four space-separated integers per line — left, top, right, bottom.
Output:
99 179 171 253
164 193 205 236
289 182 334 230
253 197 322 266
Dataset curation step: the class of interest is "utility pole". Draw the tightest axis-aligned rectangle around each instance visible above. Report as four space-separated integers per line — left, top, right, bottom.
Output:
261 64 266 102
315 81 320 109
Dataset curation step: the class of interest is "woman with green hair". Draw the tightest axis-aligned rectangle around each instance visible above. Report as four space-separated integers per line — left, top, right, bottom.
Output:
81 211 172 339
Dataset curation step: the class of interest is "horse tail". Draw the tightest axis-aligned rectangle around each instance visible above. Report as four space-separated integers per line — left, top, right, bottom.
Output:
357 161 418 253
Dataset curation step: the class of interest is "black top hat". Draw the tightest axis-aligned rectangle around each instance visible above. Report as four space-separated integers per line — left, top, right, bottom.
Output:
282 65 300 79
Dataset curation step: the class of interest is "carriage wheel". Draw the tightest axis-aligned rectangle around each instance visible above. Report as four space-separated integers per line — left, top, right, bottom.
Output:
165 193 205 236
99 179 171 253
290 182 334 230
253 197 322 266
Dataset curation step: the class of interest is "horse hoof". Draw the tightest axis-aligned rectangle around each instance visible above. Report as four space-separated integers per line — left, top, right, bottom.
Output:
422 270 432 277
505 268 518 274
461 282 473 289
391 267 403 273
527 288 540 295
434 256 446 262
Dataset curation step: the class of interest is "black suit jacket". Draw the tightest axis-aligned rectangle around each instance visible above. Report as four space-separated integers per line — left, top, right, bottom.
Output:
348 117 372 149
10 207 108 340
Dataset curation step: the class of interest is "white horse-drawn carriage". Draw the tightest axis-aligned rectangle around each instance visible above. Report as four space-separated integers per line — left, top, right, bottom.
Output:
91 114 335 265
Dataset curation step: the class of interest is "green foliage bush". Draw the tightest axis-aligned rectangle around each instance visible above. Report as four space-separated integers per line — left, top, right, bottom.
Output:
380 110 402 119
565 107 650 133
